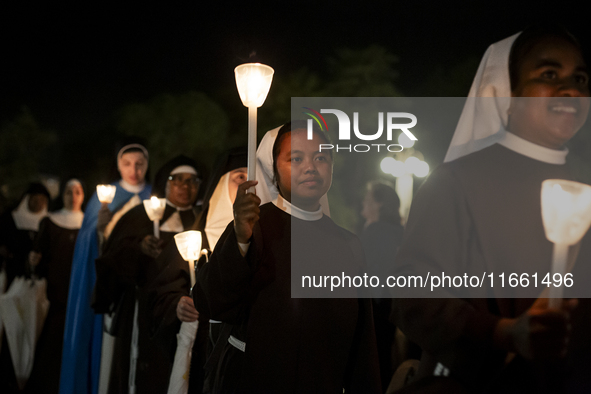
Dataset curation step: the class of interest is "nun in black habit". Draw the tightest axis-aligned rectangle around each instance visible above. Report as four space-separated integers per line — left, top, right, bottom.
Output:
146 148 247 394
25 179 85 394
0 183 50 287
92 155 202 394
0 182 49 393
391 25 591 392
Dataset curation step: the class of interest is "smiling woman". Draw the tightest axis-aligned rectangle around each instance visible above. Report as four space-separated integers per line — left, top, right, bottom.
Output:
508 28 590 149
392 24 591 392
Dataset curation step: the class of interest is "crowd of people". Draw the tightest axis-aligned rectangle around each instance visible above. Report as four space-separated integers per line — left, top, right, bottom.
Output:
0 23 590 393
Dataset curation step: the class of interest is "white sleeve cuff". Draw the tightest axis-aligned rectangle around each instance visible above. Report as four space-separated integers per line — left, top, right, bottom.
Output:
238 242 250 257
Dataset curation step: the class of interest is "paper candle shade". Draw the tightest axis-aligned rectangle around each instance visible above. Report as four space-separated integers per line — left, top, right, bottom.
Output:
96 185 117 203
541 180 591 245
143 197 166 221
234 63 274 108
174 231 203 262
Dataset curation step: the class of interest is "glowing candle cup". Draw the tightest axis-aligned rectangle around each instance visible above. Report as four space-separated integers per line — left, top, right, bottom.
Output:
174 230 204 286
143 196 166 239
96 184 117 203
234 63 274 192
541 180 591 307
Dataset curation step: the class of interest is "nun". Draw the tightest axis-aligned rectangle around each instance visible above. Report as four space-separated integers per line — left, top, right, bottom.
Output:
60 141 151 394
24 179 85 393
92 155 202 394
0 183 49 286
146 148 247 394
391 25 591 392
195 121 380 393
0 182 49 392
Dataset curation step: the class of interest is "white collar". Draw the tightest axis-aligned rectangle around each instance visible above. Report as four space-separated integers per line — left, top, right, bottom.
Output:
119 179 146 194
166 199 194 211
498 131 568 165
11 195 47 231
48 208 84 230
272 195 323 221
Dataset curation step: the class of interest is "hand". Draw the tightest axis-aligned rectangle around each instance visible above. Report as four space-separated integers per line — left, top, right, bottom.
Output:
29 251 42 267
233 180 261 243
97 203 114 233
176 296 199 322
140 235 162 258
495 297 577 360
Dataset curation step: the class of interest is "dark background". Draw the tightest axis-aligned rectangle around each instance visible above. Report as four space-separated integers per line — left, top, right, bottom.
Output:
1 1 590 211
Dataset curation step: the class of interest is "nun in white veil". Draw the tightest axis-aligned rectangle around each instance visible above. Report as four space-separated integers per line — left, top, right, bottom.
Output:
194 121 380 393
392 25 590 392
255 125 331 215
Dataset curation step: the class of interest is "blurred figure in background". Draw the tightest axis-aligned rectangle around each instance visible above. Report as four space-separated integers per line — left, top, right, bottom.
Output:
26 179 85 393
60 140 151 394
0 182 49 392
92 155 201 394
360 180 404 391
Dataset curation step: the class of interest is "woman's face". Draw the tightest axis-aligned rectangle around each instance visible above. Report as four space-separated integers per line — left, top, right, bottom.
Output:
508 36 590 149
63 183 84 211
118 151 148 186
166 173 200 208
275 129 333 211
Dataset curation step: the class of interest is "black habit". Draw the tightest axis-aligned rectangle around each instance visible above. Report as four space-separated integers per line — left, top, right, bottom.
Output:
196 201 381 393
93 202 196 393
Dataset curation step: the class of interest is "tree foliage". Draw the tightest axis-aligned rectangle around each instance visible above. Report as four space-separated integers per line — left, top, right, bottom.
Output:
116 91 231 174
0 107 57 200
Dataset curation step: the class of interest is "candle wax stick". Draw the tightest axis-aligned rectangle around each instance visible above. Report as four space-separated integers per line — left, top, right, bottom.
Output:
549 242 568 308
189 260 196 287
154 219 160 239
247 106 257 193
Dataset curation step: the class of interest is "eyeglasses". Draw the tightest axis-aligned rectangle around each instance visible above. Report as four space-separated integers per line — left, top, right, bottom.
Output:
168 175 201 187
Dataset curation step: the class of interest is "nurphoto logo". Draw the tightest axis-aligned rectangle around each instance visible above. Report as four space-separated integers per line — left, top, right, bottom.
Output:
303 107 417 153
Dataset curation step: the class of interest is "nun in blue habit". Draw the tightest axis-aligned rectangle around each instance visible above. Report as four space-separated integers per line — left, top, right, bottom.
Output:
59 142 151 394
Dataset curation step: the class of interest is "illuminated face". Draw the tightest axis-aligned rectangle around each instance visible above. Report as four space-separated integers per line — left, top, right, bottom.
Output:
508 37 590 149
63 183 84 211
275 129 333 211
118 151 148 186
227 167 247 204
166 173 200 208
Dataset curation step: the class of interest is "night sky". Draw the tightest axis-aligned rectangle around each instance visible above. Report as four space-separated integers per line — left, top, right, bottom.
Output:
1 1 590 172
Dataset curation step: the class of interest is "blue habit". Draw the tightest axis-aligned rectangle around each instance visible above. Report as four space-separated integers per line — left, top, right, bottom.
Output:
59 182 151 394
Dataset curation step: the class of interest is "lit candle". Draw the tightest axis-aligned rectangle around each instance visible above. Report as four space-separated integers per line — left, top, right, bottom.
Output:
96 185 116 203
143 197 166 238
541 180 591 307
234 63 274 192
174 230 203 286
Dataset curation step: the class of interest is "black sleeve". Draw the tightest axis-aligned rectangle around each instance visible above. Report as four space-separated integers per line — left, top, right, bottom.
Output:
92 207 151 313
391 165 501 367
195 222 258 324
32 217 51 278
144 241 190 341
